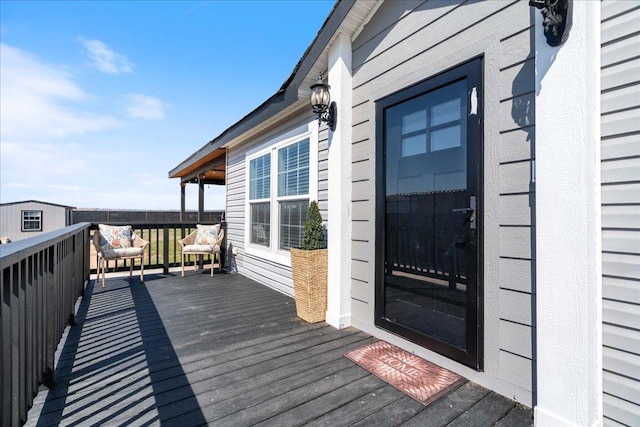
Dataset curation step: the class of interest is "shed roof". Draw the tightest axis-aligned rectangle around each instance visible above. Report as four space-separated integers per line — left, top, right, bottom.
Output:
0 200 76 209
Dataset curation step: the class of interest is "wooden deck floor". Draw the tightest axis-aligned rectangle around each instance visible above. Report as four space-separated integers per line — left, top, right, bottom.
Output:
26 271 533 426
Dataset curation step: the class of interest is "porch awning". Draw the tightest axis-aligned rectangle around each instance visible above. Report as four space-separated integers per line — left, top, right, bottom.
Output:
168 147 226 185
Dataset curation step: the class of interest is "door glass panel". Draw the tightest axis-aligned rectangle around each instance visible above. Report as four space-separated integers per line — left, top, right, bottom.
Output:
402 133 427 157
383 78 471 351
431 125 461 151
402 109 427 133
431 98 460 126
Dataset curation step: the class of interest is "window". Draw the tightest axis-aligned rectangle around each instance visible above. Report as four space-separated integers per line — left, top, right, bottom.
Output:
249 154 271 246
22 210 42 231
278 138 309 250
245 125 317 263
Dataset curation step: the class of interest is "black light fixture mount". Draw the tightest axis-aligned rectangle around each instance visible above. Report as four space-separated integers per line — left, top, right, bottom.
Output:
310 74 337 131
529 0 572 47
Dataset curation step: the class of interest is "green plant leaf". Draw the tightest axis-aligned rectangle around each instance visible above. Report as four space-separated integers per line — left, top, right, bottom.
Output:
301 201 325 250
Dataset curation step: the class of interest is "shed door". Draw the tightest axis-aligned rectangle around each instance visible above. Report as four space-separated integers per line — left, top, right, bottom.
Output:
375 58 483 370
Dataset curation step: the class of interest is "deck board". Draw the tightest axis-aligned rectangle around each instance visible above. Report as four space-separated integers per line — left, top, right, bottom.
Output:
26 272 532 426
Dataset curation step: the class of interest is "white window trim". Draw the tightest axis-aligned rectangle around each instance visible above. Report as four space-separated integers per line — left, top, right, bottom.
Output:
244 120 319 267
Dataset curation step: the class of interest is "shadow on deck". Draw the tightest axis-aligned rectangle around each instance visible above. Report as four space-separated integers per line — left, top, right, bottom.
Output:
26 272 532 426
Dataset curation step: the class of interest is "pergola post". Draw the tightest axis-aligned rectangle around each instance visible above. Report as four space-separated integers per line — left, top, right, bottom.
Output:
198 176 204 222
197 176 205 269
180 182 186 222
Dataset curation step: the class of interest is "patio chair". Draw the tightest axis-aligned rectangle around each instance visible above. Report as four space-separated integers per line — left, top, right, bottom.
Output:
93 224 149 288
179 224 224 277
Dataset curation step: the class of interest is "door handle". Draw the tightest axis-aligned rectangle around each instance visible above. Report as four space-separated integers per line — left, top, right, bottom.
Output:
452 196 477 230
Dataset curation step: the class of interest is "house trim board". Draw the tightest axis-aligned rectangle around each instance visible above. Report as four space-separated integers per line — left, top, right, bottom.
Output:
326 32 353 329
533 1 603 426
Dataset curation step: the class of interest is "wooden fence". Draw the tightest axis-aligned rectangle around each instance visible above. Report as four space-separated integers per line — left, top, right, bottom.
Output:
0 223 91 426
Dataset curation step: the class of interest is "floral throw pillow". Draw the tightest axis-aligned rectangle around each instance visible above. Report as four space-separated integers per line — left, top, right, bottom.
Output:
194 224 220 245
98 224 134 250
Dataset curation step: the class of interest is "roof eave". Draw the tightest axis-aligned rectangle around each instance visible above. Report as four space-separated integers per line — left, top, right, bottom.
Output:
169 0 356 180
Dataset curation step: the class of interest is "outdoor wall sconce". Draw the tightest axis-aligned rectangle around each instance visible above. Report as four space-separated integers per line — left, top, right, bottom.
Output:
529 0 572 47
310 75 337 131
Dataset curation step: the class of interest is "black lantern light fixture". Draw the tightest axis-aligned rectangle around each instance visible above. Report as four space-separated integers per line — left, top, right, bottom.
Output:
310 74 337 131
529 0 572 47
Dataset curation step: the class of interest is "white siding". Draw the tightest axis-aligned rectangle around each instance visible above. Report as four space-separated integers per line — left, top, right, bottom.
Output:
0 201 71 242
601 1 640 426
350 0 535 405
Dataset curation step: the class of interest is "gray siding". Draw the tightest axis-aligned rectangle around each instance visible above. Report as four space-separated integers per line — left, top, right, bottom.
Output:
350 0 535 404
225 112 323 297
0 201 72 242
601 1 640 426
318 126 330 220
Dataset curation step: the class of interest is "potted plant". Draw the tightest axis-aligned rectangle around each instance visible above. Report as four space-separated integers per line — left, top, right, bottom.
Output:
291 201 327 323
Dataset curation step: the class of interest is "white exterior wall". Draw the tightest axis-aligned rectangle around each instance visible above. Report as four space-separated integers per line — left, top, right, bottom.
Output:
534 1 602 426
349 0 536 406
0 201 72 242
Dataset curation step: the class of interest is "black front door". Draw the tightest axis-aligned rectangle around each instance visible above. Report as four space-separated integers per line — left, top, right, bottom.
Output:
375 58 483 369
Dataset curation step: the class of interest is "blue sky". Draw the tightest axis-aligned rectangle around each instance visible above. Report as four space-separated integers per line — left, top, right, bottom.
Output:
0 0 334 210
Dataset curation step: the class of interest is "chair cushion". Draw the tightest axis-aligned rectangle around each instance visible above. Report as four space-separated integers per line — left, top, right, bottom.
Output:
183 244 220 254
101 247 144 259
98 224 134 249
194 224 220 245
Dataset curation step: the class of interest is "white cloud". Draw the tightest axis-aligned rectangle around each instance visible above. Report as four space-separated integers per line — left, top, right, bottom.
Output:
0 43 217 210
0 43 120 140
125 94 169 120
80 38 133 75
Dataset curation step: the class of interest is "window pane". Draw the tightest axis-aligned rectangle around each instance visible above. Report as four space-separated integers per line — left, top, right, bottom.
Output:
402 109 427 134
279 200 309 250
250 155 270 200
298 167 309 194
251 203 270 246
23 210 40 220
402 133 427 157
24 221 39 230
278 139 309 197
431 98 461 126
431 125 461 151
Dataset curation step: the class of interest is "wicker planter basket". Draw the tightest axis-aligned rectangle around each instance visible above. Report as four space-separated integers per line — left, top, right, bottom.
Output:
291 248 328 323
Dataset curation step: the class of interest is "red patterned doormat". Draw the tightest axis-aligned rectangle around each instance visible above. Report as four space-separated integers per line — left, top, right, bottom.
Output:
345 341 466 405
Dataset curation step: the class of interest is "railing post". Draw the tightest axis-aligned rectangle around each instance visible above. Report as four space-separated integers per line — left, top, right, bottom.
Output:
1 266 10 426
10 264 19 425
44 245 55 388
163 226 170 275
